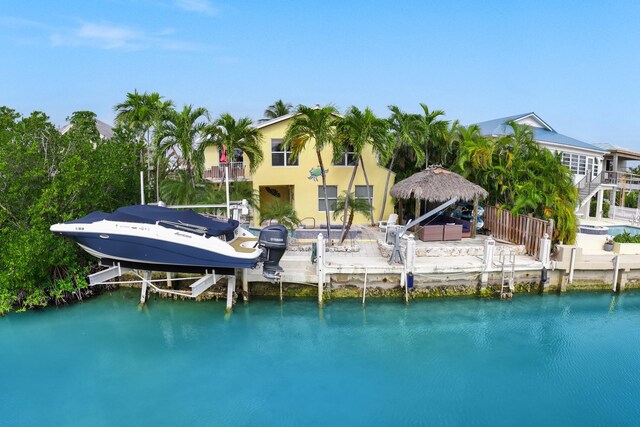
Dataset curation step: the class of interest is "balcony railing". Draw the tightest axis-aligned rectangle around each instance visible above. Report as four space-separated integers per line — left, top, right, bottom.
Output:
602 171 640 189
204 162 249 182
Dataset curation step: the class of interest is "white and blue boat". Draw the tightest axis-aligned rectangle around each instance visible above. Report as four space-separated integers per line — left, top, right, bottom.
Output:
50 205 288 279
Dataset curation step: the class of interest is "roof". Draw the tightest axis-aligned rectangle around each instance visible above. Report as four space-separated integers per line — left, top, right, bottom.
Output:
58 119 115 139
474 112 605 153
255 105 343 129
390 166 488 202
255 112 296 129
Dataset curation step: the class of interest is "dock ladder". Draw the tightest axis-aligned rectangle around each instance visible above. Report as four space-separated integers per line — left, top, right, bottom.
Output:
500 253 516 299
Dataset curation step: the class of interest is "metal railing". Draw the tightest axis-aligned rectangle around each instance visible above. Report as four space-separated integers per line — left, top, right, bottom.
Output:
602 171 640 189
204 162 248 181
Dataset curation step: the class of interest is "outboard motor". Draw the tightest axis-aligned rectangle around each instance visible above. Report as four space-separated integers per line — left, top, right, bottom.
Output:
258 224 288 280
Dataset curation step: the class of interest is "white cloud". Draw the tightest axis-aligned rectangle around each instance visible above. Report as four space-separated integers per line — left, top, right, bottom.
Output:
76 23 140 49
49 21 202 51
174 0 217 15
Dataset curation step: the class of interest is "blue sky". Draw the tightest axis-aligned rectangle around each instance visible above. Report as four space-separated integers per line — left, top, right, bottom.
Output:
1 0 639 150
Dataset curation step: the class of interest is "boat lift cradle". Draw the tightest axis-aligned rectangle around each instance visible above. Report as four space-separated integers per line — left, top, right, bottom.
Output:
87 260 240 309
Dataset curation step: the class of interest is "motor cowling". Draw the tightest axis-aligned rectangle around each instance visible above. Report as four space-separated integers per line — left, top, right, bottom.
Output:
258 224 288 280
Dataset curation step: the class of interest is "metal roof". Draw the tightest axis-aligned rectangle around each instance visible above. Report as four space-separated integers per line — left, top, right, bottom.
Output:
58 119 114 139
474 113 605 153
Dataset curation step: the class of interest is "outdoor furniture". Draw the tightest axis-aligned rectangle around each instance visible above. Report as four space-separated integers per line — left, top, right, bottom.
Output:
378 213 398 232
453 218 472 238
443 223 463 241
419 225 444 241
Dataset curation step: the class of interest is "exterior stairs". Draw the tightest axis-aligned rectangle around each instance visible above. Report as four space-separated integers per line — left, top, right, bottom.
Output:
576 172 605 211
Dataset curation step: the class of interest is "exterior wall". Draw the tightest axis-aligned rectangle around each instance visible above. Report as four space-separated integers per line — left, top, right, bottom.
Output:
515 116 545 128
249 118 395 226
539 141 604 184
201 117 395 227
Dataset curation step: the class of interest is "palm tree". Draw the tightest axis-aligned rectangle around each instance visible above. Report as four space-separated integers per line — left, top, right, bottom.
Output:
201 113 264 174
259 99 293 122
284 104 338 243
114 90 174 201
415 103 449 168
452 124 495 196
378 105 423 222
259 200 300 232
332 191 372 244
160 170 215 205
334 106 390 229
155 105 208 189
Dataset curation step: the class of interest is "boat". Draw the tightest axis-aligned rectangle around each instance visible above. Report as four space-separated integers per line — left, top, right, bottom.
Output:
50 205 288 280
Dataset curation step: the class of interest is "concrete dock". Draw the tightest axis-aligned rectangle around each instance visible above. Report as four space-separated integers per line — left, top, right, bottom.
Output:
245 222 640 298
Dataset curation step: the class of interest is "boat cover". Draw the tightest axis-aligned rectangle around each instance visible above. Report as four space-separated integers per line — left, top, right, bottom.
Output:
67 205 239 238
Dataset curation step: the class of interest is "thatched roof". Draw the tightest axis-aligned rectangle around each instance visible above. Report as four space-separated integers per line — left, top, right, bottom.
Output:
390 166 488 202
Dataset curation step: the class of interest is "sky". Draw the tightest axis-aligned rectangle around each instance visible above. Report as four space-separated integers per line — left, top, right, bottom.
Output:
1 0 639 150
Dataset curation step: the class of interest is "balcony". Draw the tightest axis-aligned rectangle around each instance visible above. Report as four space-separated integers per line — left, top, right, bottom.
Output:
204 162 251 182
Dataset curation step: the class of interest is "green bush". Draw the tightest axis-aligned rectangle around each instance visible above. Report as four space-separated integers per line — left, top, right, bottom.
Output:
0 108 143 314
613 232 640 243
590 198 609 218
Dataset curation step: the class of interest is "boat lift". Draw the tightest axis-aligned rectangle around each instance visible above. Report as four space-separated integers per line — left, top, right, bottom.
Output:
389 198 458 264
87 261 241 312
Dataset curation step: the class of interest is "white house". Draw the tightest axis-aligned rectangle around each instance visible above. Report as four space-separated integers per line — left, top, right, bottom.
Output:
474 112 611 219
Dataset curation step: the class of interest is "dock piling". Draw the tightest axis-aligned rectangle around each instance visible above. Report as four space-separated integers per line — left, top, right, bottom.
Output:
140 270 151 304
362 269 368 305
226 275 236 313
317 234 325 306
568 247 577 286
242 268 249 302
612 255 621 292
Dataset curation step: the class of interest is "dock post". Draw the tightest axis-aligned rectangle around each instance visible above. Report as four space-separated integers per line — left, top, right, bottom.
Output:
242 268 249 302
226 275 236 313
362 268 368 305
481 237 496 290
568 247 577 288
317 234 325 306
140 270 151 304
612 255 621 292
406 235 416 272
166 272 173 289
539 233 551 267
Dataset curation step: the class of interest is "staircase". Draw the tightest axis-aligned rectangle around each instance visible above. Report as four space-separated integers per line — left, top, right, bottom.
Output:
576 172 604 211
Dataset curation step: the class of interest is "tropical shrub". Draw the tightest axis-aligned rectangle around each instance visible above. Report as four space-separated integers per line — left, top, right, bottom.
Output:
613 232 640 243
0 108 143 314
259 200 300 231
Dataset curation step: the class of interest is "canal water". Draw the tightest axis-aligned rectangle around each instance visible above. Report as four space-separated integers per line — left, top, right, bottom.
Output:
1 290 639 426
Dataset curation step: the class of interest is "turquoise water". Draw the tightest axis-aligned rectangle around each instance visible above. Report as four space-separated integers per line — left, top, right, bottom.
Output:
608 225 640 236
2 290 640 426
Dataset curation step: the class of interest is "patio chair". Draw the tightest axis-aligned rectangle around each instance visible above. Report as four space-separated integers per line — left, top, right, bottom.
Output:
378 213 398 232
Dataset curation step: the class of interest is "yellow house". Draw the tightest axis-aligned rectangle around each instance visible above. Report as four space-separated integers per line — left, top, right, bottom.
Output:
203 113 395 227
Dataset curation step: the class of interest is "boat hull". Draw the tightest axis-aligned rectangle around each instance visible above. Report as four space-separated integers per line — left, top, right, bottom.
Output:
65 231 259 270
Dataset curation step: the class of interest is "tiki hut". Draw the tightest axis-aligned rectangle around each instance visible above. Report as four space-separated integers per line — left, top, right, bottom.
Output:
390 166 488 203
390 166 489 237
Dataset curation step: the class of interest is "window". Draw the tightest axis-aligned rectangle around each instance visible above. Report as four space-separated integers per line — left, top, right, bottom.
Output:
318 186 338 211
562 153 587 175
355 185 373 202
335 144 357 166
271 139 298 166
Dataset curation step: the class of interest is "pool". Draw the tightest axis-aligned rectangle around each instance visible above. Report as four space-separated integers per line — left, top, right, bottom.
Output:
607 225 640 236
2 290 640 426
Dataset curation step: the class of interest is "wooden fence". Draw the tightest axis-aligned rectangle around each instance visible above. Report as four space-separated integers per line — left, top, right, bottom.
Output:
483 206 553 259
